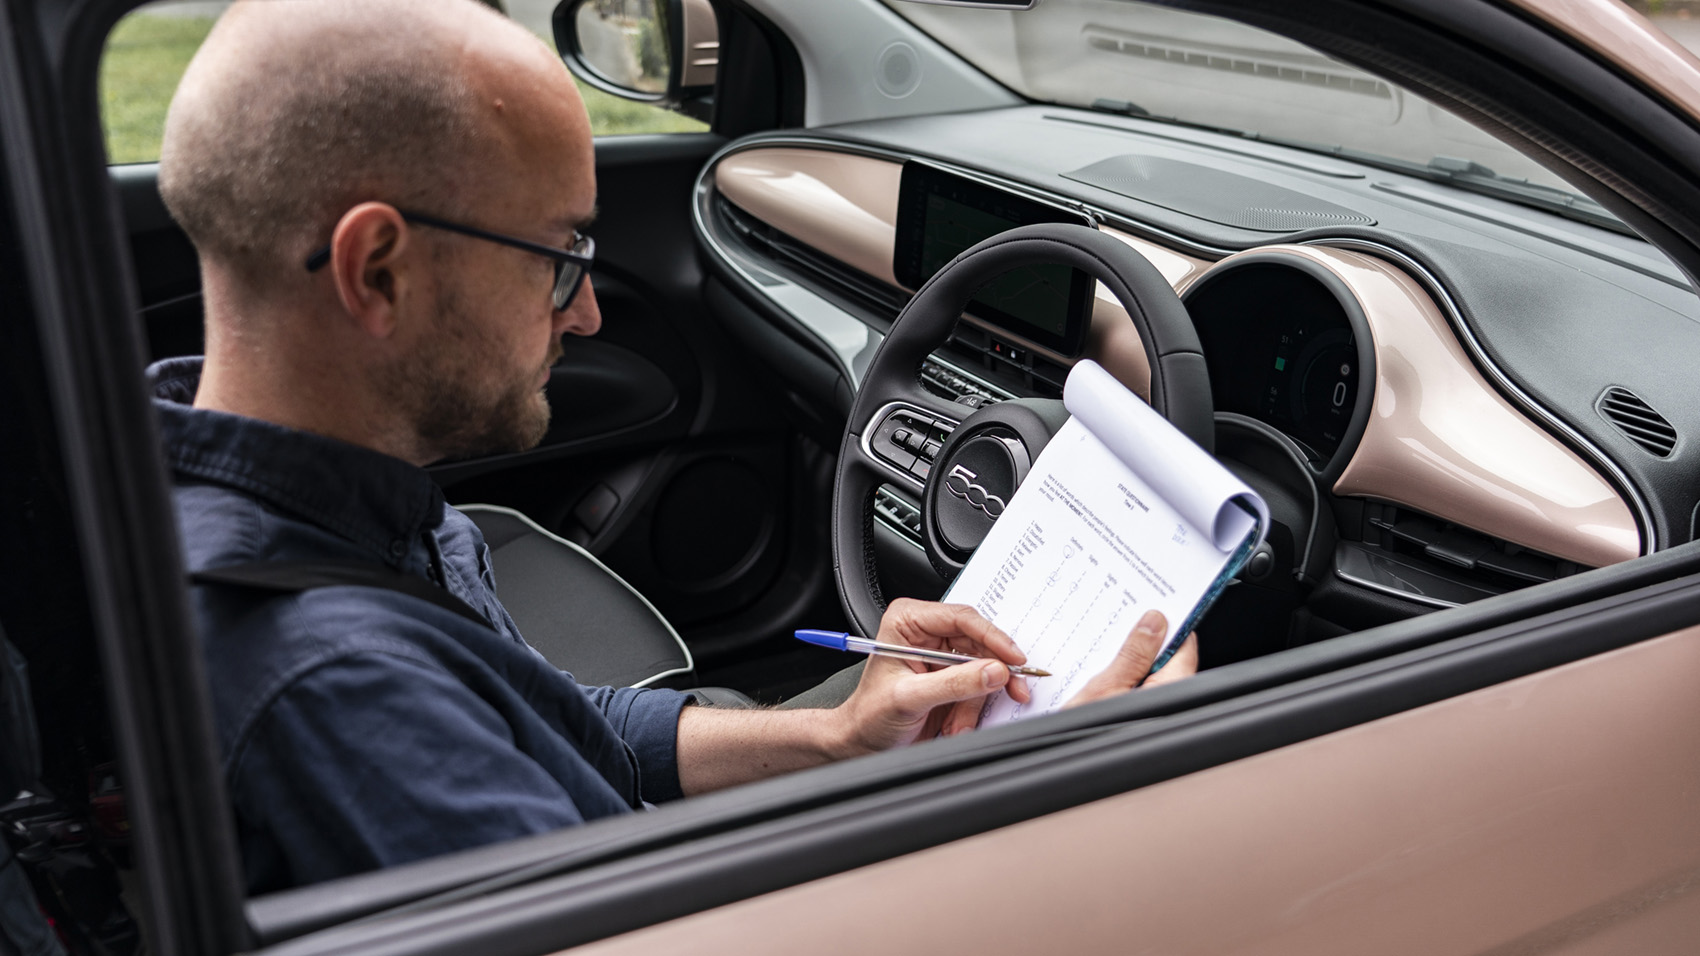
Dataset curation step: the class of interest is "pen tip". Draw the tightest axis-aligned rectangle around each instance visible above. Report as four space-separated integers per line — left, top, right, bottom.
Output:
1019 666 1052 677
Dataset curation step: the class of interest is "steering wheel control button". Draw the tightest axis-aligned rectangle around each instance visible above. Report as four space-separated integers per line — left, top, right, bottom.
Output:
911 458 933 480
921 440 942 461
935 433 1021 553
871 411 922 471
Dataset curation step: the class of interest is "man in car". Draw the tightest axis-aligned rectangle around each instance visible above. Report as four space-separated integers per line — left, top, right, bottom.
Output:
147 0 1196 893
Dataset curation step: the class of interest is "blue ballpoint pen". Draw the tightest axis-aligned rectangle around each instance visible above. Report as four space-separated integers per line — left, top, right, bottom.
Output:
794 629 1051 677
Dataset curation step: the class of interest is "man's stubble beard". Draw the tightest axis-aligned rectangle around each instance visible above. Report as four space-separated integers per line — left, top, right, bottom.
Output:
387 281 560 463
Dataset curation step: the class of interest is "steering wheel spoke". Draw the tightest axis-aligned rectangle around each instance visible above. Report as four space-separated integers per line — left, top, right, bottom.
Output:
857 397 967 487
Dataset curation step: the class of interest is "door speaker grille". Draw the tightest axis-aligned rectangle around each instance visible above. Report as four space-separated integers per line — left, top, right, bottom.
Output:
1596 386 1677 458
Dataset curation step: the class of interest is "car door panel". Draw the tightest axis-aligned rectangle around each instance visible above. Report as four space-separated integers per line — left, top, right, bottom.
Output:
231 545 1700 954
564 621 1700 955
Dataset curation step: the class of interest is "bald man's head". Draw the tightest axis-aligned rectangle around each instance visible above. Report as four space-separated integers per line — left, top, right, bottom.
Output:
159 0 578 296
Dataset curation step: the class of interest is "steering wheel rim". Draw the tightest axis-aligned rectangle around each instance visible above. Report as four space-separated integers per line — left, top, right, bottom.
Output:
832 222 1212 638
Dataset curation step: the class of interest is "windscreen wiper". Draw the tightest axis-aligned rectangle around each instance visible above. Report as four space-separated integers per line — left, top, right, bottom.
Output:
1088 98 1258 140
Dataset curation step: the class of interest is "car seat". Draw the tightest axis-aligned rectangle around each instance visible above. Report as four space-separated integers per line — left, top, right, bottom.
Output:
458 505 752 706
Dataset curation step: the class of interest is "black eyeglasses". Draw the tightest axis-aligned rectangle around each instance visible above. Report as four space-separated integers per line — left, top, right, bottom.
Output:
304 209 595 311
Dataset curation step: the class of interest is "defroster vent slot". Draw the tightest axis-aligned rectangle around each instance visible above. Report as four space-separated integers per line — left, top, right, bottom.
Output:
1596 385 1677 458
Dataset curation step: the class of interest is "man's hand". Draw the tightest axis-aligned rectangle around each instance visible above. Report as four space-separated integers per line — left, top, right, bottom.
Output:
1064 609 1198 709
675 603 1196 796
831 599 1034 754
676 599 1030 795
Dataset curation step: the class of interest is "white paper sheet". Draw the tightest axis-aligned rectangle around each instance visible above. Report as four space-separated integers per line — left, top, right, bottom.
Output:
944 360 1268 726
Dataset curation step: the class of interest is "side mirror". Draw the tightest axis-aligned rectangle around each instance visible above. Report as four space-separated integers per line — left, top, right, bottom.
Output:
553 0 718 123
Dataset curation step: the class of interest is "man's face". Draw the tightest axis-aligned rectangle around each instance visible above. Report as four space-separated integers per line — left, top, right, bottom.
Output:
385 262 572 461
391 58 601 463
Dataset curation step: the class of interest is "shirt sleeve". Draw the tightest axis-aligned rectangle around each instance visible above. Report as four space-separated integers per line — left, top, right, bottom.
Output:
228 651 593 890
580 685 691 803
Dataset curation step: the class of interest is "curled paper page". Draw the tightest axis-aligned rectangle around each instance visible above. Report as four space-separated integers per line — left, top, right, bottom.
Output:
1065 360 1269 553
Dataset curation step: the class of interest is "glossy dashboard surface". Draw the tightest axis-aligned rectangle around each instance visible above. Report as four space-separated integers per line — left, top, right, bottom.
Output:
707 136 1644 570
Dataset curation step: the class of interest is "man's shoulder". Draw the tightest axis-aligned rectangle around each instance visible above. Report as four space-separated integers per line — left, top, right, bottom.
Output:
192 569 501 751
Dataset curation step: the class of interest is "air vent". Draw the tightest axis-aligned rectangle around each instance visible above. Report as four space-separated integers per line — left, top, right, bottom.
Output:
1597 386 1677 458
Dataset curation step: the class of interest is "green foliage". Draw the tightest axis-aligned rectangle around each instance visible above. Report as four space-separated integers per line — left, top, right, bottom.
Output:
578 84 708 134
99 12 706 166
100 13 214 164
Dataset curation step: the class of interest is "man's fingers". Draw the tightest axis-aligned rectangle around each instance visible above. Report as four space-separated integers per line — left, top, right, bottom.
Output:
892 658 1008 718
941 696 986 736
1144 630 1198 689
1005 673 1031 704
1108 609 1168 687
1063 609 1168 709
881 598 1027 665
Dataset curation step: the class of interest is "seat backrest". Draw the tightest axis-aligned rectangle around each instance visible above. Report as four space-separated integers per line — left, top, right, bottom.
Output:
460 504 695 688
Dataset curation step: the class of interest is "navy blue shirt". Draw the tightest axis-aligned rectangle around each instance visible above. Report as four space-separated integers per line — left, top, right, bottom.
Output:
149 357 689 894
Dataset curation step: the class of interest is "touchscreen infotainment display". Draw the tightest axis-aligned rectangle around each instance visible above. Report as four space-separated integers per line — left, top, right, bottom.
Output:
894 162 1094 357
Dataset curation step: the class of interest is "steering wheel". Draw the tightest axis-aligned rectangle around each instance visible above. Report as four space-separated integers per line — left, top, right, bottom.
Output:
832 222 1215 638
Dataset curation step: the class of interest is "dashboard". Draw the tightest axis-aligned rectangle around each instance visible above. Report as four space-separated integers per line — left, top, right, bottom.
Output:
691 105 1700 622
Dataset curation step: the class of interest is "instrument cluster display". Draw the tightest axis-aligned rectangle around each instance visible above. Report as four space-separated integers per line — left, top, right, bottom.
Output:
1186 263 1363 465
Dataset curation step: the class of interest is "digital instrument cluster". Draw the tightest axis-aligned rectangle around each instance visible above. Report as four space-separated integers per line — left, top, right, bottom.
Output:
1185 263 1364 465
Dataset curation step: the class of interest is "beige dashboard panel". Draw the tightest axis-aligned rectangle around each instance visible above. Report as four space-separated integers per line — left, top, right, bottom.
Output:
1210 246 1640 568
568 625 1700 956
714 147 905 286
712 147 1640 567
712 147 1210 400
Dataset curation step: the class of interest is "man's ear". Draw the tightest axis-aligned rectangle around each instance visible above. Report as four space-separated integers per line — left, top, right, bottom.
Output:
327 202 413 338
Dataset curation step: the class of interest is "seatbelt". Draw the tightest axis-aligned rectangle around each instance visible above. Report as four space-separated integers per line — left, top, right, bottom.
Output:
190 560 493 629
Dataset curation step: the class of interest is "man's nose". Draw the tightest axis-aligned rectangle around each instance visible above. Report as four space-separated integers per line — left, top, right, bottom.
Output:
556 277 601 337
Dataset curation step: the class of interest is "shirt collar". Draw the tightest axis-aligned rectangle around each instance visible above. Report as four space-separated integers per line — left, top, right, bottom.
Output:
149 356 446 564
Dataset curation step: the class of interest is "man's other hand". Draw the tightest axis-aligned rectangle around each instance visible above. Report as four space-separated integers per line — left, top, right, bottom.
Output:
833 599 1034 753
1064 610 1198 709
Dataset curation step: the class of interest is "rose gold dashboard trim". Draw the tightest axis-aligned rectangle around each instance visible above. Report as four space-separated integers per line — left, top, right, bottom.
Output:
713 147 1211 401
1211 245 1640 567
714 148 905 287
1504 0 1700 121
567 625 1700 955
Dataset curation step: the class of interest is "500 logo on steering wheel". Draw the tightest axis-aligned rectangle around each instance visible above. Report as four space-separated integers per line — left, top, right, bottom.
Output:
944 464 1007 519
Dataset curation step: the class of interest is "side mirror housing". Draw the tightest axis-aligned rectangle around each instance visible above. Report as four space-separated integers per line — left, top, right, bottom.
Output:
553 0 718 123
